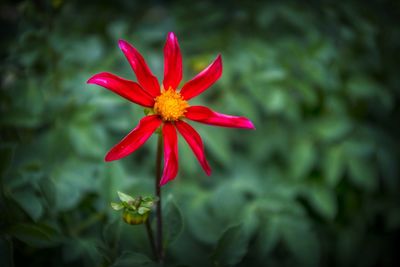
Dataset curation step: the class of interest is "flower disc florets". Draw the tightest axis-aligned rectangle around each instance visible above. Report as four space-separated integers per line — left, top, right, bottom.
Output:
154 89 189 121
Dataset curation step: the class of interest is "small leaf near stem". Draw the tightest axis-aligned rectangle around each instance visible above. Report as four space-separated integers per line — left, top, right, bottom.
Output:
117 191 135 203
111 202 124 210
138 207 151 215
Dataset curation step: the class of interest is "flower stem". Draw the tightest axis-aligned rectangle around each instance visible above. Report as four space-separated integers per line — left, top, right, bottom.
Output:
145 219 157 260
155 133 164 263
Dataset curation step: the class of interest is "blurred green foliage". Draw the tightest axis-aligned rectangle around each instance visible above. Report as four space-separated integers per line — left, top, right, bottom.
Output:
1 0 400 266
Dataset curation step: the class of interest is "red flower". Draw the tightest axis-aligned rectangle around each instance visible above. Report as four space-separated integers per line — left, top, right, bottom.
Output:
87 32 255 186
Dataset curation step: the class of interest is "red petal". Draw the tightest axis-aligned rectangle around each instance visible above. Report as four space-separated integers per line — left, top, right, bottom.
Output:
160 123 179 186
185 106 255 129
163 32 182 90
87 72 154 107
175 121 211 176
118 40 160 97
105 115 162 161
180 54 222 100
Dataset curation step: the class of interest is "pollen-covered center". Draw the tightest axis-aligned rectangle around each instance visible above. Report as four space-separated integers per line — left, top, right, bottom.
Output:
154 89 189 121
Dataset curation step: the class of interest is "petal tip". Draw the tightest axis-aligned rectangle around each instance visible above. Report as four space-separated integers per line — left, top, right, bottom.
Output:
247 121 256 130
105 149 120 162
240 118 256 130
87 73 105 84
214 54 223 77
216 54 222 65
159 177 169 186
118 39 129 50
104 153 115 162
167 32 177 40
204 161 212 176
86 77 95 84
217 55 223 68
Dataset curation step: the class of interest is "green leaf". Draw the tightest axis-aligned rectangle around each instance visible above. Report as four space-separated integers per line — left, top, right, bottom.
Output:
306 184 337 220
111 251 158 267
67 36 104 64
9 223 60 248
163 196 183 246
138 207 150 215
281 220 320 267
62 238 102 266
111 202 124 210
347 158 377 191
39 177 57 208
323 146 345 186
12 189 43 221
102 219 121 247
185 193 222 244
67 122 105 158
143 196 159 202
0 145 14 177
264 88 289 113
211 225 249 267
200 129 231 165
141 196 158 209
117 191 135 203
52 160 97 211
313 116 352 141
141 202 155 209
255 215 281 256
290 138 315 180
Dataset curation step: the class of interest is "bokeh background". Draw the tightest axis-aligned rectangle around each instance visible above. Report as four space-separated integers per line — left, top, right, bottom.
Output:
1 0 400 266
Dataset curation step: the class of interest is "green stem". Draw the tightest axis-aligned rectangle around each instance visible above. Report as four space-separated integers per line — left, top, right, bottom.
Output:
145 219 157 260
155 133 164 263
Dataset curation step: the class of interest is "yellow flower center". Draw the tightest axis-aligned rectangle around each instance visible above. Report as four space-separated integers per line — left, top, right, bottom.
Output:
154 89 189 121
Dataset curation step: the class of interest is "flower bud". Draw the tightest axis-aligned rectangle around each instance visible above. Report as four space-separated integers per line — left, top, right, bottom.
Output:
122 210 149 225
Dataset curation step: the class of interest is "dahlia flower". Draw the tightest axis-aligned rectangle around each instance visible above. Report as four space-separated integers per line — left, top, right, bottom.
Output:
87 32 254 185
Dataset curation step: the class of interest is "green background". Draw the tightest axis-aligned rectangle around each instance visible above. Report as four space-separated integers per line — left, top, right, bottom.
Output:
1 0 399 266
